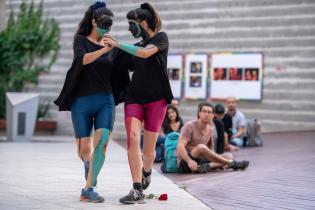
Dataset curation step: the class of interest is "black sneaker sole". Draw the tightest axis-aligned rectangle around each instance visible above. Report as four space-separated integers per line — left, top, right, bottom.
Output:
232 162 250 170
119 199 145 204
80 196 105 203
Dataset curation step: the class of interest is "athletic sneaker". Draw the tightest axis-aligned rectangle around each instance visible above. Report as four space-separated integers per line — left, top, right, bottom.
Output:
119 189 145 204
229 160 249 170
142 172 151 190
196 163 213 173
80 187 104 203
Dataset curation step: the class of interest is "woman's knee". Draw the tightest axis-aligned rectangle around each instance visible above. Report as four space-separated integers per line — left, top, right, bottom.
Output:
128 129 141 151
129 129 141 141
143 149 156 160
79 147 91 159
127 137 141 153
76 138 92 158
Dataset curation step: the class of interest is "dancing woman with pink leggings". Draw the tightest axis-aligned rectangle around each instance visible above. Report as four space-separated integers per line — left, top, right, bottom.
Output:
103 2 173 204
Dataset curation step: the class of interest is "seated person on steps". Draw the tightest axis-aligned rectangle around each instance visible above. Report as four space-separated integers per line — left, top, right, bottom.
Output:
176 102 249 173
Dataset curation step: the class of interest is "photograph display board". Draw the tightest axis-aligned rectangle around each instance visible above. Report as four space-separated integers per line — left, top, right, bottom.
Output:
210 53 263 100
167 55 183 98
184 54 208 99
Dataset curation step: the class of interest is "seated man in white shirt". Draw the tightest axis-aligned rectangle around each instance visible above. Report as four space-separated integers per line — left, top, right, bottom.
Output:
226 96 246 147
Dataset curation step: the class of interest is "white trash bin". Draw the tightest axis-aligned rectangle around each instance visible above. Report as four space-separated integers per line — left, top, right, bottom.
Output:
6 92 39 142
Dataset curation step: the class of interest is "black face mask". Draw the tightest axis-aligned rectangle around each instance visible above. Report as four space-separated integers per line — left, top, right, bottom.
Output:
96 17 112 29
128 20 149 40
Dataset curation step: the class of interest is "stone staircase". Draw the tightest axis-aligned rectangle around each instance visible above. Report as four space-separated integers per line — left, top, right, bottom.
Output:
5 0 315 139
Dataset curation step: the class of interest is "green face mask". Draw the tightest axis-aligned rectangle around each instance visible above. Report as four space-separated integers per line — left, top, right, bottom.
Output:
96 27 110 37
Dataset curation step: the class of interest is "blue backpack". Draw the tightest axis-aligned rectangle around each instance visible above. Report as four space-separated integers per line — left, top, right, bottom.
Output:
161 132 180 173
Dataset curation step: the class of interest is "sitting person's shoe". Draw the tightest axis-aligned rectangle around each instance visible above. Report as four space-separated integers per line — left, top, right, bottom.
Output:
196 163 212 173
229 160 249 170
142 171 151 190
119 189 145 204
80 187 104 203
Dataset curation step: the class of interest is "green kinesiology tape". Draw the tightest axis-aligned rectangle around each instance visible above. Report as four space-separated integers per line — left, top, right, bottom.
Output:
91 128 110 186
118 43 139 56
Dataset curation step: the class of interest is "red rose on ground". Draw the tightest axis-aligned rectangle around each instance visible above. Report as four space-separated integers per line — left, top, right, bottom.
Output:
159 193 168 201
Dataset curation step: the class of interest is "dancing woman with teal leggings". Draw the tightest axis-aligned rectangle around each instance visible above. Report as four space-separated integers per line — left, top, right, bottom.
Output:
54 1 124 203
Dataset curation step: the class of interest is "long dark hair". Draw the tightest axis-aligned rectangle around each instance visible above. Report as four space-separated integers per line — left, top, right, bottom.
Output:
164 105 180 125
126 2 161 32
75 1 113 38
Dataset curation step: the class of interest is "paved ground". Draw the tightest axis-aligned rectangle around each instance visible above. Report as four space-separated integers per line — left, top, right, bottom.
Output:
154 132 315 210
0 139 211 210
1 132 314 210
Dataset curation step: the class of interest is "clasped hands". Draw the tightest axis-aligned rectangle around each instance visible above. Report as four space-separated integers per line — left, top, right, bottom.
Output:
102 34 119 48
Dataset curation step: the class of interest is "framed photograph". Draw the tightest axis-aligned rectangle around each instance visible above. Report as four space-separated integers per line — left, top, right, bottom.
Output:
227 68 242 81
184 54 208 99
210 52 263 100
167 54 183 99
189 76 202 87
213 68 227 80
190 62 202 73
244 68 259 81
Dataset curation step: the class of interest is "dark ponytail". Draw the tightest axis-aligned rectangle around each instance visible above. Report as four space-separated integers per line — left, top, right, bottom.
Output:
127 2 162 32
74 1 113 38
75 7 94 37
140 3 161 32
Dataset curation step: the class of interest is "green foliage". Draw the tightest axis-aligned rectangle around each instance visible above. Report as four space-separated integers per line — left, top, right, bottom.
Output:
37 100 51 119
0 0 60 118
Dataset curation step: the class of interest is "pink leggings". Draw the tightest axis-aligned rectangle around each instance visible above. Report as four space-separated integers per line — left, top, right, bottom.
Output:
124 99 167 132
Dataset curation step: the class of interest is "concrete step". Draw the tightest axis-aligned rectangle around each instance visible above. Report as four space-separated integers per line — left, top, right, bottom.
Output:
179 100 315 113
264 71 315 79
259 120 315 133
109 15 315 32
166 27 315 40
109 4 315 22
263 79 315 90
243 109 315 123
239 100 315 112
163 15 315 30
7 0 315 22
171 46 315 53
171 37 315 51
57 47 315 60
57 26 315 42
105 0 315 12
49 12 315 31
8 1 315 23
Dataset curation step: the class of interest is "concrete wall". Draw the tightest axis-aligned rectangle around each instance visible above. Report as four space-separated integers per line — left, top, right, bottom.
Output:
5 0 315 139
0 0 5 30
